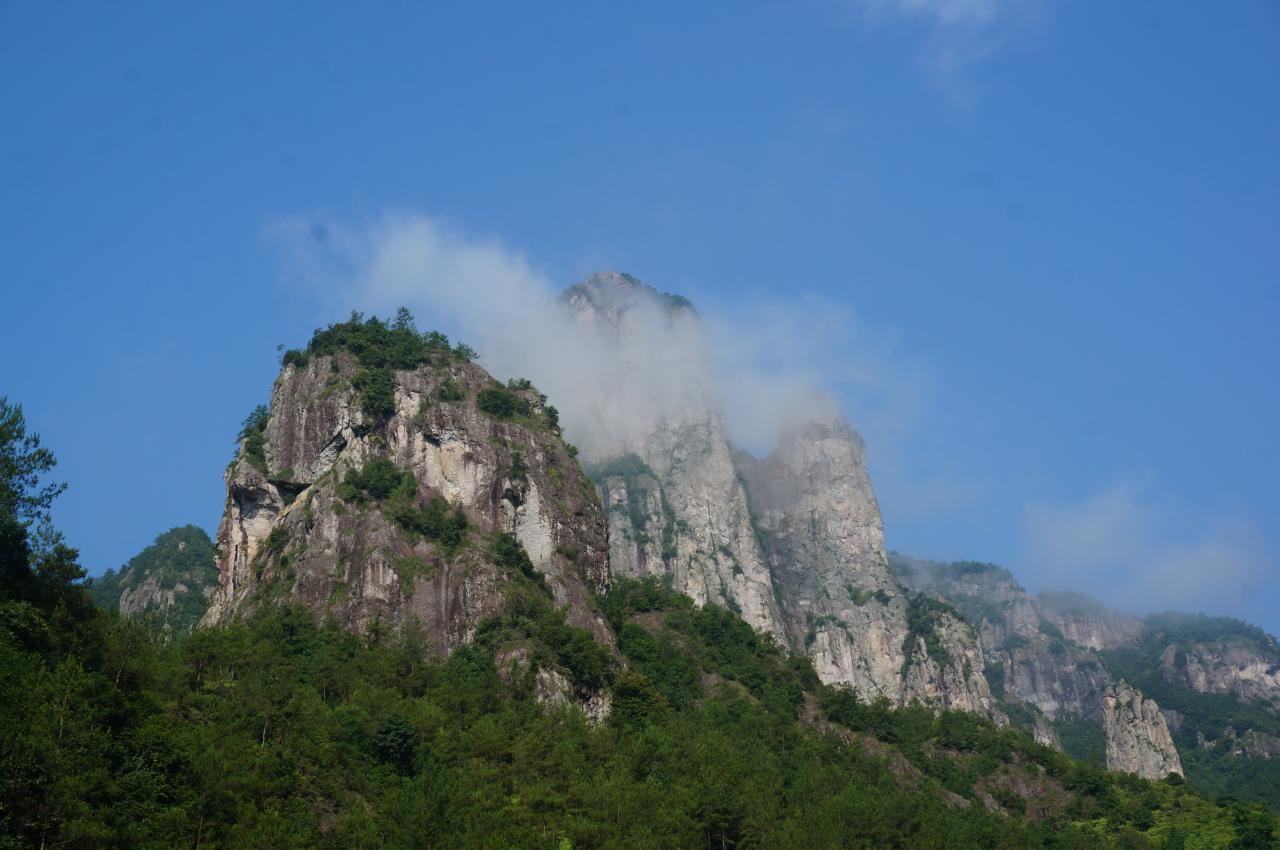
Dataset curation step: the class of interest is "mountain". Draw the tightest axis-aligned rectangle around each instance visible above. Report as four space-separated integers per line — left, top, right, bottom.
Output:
89 524 218 634
891 552 1280 807
201 313 613 667
194 280 1279 811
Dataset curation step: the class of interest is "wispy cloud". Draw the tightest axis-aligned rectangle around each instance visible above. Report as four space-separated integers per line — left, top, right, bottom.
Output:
1021 482 1272 617
857 0 1026 90
703 292 928 454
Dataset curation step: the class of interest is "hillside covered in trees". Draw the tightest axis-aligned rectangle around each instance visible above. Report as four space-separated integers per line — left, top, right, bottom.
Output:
2 397 1278 848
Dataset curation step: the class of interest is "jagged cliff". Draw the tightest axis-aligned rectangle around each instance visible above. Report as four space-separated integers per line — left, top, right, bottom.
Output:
1103 681 1184 779
201 318 613 658
891 555 1124 727
1153 620 1280 711
565 276 787 641
891 553 1280 809
197 282 993 715
90 525 218 633
735 417 992 712
189 282 1279 811
566 272 993 712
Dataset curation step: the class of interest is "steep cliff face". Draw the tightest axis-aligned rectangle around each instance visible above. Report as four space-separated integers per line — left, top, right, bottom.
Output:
1160 637 1280 710
565 272 991 712
1103 681 1184 779
736 418 993 713
564 274 786 640
999 643 1112 723
202 330 612 658
891 555 1114 725
1037 591 1144 652
891 554 1280 808
91 525 218 634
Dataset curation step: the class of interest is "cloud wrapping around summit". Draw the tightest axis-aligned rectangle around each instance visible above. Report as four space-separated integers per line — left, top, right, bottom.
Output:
269 211 914 461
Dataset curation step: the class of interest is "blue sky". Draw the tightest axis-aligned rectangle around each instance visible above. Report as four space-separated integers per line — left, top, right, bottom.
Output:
2 1 1277 631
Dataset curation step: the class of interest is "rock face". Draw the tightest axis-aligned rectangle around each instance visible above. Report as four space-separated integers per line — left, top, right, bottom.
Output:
201 345 613 657
91 525 218 634
565 276 787 642
891 553 1280 807
1160 637 1280 711
1037 591 1144 652
891 555 1116 726
1103 681 1184 779
735 418 993 713
565 273 992 712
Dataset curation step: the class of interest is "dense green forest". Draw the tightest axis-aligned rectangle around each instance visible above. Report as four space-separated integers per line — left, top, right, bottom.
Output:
2 397 1278 848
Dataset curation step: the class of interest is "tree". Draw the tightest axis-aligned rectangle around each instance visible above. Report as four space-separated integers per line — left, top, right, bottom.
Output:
1 399 67 601
374 714 420 775
392 306 417 333
0 398 65 528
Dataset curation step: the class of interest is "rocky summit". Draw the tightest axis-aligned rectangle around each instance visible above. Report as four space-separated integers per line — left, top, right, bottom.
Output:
90 524 218 635
201 317 613 657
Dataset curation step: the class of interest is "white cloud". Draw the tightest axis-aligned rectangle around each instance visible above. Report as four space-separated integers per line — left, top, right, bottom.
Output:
703 292 928 454
266 211 926 467
1022 482 1271 616
857 0 1027 86
267 211 555 341
867 0 1002 28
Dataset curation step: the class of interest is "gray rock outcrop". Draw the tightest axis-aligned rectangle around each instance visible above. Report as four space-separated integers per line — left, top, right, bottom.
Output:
1161 641 1280 711
891 555 1116 727
736 416 993 712
565 275 787 641
1103 681 1183 780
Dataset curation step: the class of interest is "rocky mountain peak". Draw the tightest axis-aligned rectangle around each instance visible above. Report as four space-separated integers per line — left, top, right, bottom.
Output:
560 271 695 328
201 314 613 659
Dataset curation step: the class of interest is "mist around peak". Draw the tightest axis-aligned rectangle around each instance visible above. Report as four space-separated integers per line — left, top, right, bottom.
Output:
269 212 887 465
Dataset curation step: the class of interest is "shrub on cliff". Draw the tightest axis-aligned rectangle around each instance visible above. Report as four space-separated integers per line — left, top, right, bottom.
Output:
339 458 469 552
302 309 475 371
476 387 530 420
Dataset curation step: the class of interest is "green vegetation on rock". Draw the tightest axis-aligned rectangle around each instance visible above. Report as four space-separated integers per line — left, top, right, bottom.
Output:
476 386 531 420
89 524 217 634
237 404 270 473
339 457 469 554
296 308 470 371
586 453 681 559
902 592 958 673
